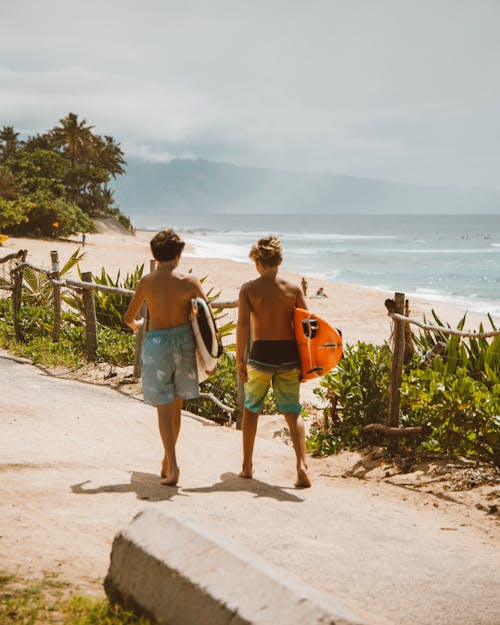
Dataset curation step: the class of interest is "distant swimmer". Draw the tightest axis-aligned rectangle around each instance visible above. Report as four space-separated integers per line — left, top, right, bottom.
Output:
316 287 328 298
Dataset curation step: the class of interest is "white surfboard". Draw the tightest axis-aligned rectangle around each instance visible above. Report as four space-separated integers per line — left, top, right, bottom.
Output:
190 297 222 382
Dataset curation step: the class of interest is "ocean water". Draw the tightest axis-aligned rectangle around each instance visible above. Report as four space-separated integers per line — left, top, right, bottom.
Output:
132 213 500 317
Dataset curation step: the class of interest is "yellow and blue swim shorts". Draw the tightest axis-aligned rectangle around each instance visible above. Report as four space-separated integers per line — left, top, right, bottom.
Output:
244 340 301 414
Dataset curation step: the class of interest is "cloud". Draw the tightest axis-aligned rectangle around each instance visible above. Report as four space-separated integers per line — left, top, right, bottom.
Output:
1 0 500 188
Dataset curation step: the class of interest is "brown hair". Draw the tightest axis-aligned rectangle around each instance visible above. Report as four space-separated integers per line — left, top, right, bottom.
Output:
249 235 283 267
150 229 185 262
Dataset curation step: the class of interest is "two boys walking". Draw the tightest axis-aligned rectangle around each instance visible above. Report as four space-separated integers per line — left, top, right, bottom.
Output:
124 229 311 489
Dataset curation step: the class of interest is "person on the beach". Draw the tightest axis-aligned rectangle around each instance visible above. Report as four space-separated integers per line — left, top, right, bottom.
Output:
301 276 308 296
237 235 311 488
124 228 208 486
316 287 328 298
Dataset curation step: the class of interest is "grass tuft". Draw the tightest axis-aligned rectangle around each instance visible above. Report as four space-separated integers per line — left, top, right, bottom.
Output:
0 573 154 625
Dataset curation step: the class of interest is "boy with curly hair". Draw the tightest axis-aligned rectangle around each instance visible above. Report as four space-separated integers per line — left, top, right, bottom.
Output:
237 235 311 487
124 228 208 486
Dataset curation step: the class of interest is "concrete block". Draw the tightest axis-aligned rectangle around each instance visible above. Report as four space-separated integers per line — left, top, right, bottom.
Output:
104 508 367 625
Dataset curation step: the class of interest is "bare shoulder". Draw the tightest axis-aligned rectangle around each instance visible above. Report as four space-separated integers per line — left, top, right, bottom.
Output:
136 272 152 290
239 277 259 294
173 270 200 286
278 276 301 292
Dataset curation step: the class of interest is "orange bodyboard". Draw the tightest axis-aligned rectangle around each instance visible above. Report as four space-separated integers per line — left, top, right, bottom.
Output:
293 308 343 381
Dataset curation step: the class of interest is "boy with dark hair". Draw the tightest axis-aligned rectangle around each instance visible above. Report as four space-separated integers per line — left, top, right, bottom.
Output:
237 235 311 488
124 228 207 486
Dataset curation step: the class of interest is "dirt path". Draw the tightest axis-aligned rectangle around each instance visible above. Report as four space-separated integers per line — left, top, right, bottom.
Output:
0 355 499 625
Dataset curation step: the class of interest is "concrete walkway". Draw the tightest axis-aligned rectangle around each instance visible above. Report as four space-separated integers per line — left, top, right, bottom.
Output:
0 355 498 625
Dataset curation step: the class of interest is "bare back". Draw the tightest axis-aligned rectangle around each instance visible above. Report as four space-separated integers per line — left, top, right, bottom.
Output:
125 266 204 331
243 274 305 340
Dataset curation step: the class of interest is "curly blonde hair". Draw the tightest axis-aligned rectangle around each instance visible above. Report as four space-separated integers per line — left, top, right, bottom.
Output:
249 235 283 267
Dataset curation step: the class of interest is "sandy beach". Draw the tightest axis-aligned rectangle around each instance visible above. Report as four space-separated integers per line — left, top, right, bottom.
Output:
1 220 498 347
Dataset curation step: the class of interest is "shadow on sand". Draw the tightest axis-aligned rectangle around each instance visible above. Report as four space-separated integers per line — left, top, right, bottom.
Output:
70 471 304 503
70 472 181 502
183 472 304 503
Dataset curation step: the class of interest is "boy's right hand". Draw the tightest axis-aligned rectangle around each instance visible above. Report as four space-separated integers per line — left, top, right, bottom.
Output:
237 360 248 382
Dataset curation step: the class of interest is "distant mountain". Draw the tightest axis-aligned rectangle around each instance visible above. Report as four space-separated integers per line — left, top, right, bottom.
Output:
113 158 500 216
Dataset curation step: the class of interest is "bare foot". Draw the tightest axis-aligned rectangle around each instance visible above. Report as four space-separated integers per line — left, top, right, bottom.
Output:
239 466 253 479
161 469 179 486
295 467 312 488
161 457 168 479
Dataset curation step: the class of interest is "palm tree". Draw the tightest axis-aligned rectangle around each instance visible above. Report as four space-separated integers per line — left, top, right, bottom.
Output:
50 113 96 165
23 133 54 152
0 126 20 162
50 113 98 207
94 135 126 178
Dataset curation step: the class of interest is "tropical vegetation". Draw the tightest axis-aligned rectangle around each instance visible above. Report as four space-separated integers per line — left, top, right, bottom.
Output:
307 314 500 465
0 114 128 236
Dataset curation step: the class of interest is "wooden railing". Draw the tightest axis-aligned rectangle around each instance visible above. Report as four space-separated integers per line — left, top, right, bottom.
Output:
362 292 500 448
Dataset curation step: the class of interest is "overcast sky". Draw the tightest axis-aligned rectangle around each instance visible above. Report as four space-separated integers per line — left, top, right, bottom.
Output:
1 0 499 189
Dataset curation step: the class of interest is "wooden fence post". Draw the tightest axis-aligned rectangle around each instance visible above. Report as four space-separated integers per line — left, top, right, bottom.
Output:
11 250 27 342
81 272 98 361
388 292 406 434
50 250 61 342
132 259 156 379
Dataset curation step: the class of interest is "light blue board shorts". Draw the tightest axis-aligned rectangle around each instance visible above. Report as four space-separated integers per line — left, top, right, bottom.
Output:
141 324 199 406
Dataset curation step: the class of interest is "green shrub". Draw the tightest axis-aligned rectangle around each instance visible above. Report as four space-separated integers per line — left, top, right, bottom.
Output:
307 334 500 465
401 367 500 465
307 342 391 456
96 327 136 366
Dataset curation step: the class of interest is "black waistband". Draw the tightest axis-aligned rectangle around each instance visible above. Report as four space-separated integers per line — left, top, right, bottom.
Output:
249 340 300 366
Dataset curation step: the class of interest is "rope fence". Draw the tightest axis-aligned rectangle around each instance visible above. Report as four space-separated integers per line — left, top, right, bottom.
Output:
368 291 500 447
390 312 500 339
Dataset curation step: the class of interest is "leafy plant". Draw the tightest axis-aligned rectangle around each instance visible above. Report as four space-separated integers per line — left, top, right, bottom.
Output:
7 247 85 306
412 310 500 386
307 342 391 455
96 326 136 366
63 263 144 331
402 367 500 464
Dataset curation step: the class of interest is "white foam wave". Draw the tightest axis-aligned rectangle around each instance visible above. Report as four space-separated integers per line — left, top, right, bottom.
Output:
411 288 500 317
183 236 249 264
377 248 500 254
